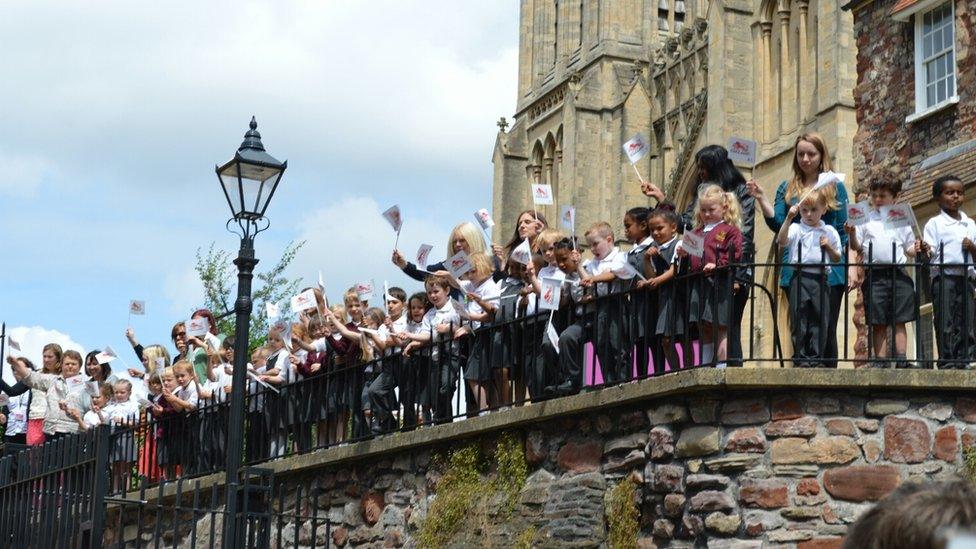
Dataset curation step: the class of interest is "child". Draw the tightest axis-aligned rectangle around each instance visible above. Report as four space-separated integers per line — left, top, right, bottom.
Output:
581 222 637 383
245 347 270 462
846 178 918 367
401 274 461 423
171 360 200 471
386 287 408 333
484 260 528 407
778 189 842 367
921 175 976 369
107 380 139 493
69 383 114 431
624 207 658 377
259 326 294 457
447 253 501 413
542 237 588 396
148 367 181 479
138 373 165 482
360 307 394 434
679 183 744 368
196 337 234 472
391 293 431 426
639 204 689 372
526 229 566 392
296 316 333 446
323 290 367 438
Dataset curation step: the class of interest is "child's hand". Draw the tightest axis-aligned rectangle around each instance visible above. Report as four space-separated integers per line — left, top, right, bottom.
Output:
914 240 930 255
128 368 144 379
525 261 537 279
310 363 321 373
819 236 831 248
676 247 688 258
403 341 420 357
435 323 452 335
0 413 6 425
571 250 582 263
640 181 664 201
453 327 471 339
964 238 976 254
391 250 407 269
288 355 300 365
745 179 764 199
580 276 594 288
645 246 660 258
786 205 799 219
703 262 717 274
843 222 856 236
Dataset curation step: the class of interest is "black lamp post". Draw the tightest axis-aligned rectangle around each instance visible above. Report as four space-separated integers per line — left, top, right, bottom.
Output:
216 116 286 548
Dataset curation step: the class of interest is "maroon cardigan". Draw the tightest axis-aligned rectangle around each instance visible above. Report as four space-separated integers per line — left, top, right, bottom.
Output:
689 221 744 272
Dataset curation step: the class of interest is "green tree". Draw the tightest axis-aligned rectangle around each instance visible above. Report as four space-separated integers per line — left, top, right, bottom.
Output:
195 240 306 351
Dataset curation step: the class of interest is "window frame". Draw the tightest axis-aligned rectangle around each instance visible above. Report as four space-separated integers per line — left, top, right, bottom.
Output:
910 1 958 120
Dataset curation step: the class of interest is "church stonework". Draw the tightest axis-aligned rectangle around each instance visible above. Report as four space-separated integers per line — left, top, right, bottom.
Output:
492 1 858 361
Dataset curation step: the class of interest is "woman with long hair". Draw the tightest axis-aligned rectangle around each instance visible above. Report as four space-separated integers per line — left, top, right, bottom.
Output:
643 145 756 366
747 133 850 367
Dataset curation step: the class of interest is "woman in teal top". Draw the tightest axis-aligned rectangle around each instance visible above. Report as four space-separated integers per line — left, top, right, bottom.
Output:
747 133 849 367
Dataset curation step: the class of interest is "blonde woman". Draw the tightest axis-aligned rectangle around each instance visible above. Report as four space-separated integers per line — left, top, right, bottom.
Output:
747 133 850 367
392 221 503 282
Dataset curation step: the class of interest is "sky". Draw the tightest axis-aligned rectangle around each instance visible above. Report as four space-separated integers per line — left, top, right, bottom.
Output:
0 1 520 365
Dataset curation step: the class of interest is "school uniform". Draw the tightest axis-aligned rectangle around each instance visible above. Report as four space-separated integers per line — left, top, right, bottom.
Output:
397 318 428 424
651 237 685 340
687 222 744 329
627 236 658 376
367 326 401 434
461 277 502 383
584 247 637 383
924 210 976 367
298 349 330 426
242 363 269 463
152 395 180 469
264 350 293 456
491 278 525 372
421 301 461 423
784 221 842 367
856 210 917 326
540 272 587 394
2 392 29 446
107 398 140 463
174 381 200 471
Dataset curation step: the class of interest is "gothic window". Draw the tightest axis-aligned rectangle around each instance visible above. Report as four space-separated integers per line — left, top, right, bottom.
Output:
674 1 685 32
578 0 584 46
914 2 957 113
658 0 670 32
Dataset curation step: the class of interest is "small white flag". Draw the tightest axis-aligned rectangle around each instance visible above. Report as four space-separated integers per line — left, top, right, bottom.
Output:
474 208 495 230
86 381 100 397
317 271 326 292
382 205 403 232
559 206 575 232
416 244 434 271
510 238 533 265
531 183 554 205
726 136 757 166
546 312 560 353
814 171 845 192
95 346 118 365
681 232 705 258
446 250 474 278
290 288 317 313
129 300 146 315
266 301 280 319
450 298 470 320
539 277 563 311
846 201 871 227
184 317 210 337
8 338 20 352
613 261 646 281
355 280 375 302
880 203 917 230
623 133 650 164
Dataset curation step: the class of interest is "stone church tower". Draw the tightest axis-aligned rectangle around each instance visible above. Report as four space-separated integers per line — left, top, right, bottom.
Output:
492 0 858 361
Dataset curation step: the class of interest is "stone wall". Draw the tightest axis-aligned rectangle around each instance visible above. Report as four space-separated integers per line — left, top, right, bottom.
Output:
112 369 976 548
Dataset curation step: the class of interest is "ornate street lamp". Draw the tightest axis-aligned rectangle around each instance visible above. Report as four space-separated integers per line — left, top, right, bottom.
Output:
217 116 286 548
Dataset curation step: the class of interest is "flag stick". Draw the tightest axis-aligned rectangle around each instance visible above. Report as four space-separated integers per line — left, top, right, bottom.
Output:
394 228 401 250
631 163 645 184
1 323 6 381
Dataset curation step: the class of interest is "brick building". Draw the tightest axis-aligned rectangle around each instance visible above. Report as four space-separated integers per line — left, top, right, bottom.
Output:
843 0 976 357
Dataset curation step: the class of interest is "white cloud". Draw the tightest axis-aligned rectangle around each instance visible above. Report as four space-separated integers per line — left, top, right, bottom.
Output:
290 196 452 305
4 326 85 385
163 267 206 318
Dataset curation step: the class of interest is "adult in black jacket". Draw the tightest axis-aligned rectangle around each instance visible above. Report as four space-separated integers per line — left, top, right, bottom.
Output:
641 145 756 366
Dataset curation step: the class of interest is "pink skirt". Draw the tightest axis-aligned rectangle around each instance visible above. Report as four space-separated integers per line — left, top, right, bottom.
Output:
26 419 45 446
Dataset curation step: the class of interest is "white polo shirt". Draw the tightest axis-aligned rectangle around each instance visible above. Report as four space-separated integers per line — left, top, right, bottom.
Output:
855 210 915 265
923 210 976 277
784 221 841 273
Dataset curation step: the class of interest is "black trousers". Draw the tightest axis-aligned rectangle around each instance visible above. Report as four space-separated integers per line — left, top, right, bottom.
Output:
785 282 844 367
932 275 976 368
541 323 585 391
368 366 399 432
726 282 750 367
789 273 830 366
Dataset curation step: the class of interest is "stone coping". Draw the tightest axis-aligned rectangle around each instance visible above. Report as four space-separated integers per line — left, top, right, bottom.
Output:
117 367 976 504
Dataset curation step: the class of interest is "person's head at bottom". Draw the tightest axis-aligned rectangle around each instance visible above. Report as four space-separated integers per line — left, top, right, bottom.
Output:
844 479 976 549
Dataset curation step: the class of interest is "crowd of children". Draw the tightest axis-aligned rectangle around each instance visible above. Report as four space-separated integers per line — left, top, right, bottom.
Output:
1 135 974 489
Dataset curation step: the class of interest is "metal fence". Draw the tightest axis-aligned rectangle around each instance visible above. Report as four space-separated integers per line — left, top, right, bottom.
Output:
1 250 972 547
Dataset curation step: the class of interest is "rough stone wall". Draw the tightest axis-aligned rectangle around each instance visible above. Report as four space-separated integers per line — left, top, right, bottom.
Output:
116 385 976 548
850 0 976 184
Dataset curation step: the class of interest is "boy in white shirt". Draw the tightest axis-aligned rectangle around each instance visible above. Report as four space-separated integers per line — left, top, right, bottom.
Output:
401 274 461 424
580 222 637 383
920 175 976 369
778 189 842 367
846 179 918 367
